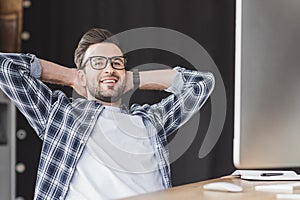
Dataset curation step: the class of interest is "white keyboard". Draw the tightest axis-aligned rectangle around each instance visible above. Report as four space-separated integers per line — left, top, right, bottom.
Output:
255 182 300 192
276 194 300 199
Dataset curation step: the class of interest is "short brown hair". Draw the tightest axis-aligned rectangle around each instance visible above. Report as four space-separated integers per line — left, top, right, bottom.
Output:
74 28 119 69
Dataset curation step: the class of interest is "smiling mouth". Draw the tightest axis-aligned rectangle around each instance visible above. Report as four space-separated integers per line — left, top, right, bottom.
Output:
100 77 118 86
102 80 116 83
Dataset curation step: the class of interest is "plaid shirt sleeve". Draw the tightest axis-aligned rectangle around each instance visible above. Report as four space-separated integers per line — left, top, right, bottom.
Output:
131 66 215 137
0 53 54 138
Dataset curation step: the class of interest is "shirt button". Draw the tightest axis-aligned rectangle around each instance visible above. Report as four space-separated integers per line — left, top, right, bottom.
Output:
59 196 63 200
91 116 94 119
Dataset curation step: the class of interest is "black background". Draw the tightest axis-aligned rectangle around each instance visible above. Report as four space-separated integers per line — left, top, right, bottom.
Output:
17 0 235 198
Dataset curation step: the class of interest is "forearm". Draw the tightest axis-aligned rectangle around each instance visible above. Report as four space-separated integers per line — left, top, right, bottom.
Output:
39 58 76 87
138 69 178 90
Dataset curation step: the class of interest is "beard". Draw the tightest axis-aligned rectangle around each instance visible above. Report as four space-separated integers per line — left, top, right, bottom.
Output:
93 85 125 103
87 76 126 103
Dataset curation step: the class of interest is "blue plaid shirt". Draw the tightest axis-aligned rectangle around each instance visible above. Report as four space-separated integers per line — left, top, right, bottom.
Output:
0 53 215 200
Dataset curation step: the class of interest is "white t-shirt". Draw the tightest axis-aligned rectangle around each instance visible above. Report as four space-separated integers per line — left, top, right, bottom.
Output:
65 106 164 200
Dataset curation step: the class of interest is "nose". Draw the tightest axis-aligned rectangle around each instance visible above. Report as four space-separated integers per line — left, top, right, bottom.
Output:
103 60 114 74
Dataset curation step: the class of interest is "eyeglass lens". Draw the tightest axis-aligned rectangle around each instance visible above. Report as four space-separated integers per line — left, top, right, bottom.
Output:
91 56 125 70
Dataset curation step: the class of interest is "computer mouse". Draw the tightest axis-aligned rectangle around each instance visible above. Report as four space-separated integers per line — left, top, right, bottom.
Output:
203 182 243 192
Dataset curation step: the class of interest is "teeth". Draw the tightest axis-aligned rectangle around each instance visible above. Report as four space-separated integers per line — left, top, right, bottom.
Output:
102 80 116 83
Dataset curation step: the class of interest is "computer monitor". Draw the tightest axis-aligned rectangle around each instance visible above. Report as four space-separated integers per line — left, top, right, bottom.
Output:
234 0 300 170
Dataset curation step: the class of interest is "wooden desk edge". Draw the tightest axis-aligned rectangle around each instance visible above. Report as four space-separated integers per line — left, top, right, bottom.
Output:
122 175 300 200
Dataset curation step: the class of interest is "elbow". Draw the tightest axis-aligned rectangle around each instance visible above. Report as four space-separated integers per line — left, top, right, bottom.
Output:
204 71 215 95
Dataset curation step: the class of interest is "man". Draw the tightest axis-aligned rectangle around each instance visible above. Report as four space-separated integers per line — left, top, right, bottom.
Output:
0 28 215 200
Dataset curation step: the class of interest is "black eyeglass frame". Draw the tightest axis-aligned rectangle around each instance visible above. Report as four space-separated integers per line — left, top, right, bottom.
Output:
80 55 127 70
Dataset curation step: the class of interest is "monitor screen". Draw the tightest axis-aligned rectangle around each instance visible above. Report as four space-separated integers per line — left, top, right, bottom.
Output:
234 0 300 169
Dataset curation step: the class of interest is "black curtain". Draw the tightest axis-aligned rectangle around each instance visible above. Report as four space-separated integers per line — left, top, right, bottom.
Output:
18 0 235 198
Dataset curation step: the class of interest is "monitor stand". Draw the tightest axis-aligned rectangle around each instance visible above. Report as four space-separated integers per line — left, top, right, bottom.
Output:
232 170 300 181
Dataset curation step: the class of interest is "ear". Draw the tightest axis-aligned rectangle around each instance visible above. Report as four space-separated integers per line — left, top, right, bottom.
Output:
78 70 87 87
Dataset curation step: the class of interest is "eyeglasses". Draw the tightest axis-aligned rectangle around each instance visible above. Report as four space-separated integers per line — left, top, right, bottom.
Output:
80 56 127 70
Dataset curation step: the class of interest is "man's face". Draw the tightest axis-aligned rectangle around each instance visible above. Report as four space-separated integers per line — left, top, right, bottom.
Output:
80 42 126 104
